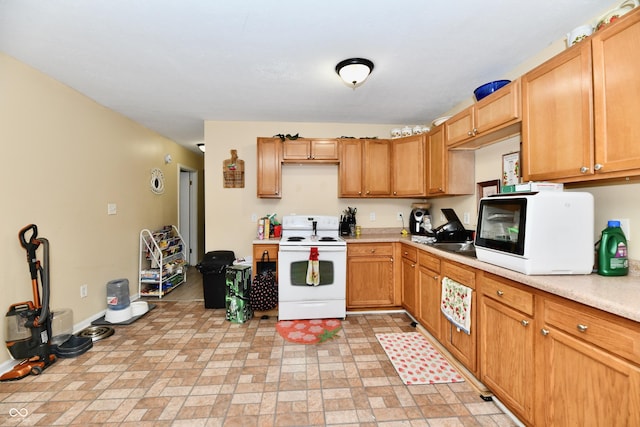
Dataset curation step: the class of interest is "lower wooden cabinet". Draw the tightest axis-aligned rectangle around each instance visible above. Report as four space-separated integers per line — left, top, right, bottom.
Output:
538 297 640 426
349 241 640 426
479 273 535 425
417 251 442 340
441 260 477 375
347 243 397 308
252 243 278 281
401 244 418 314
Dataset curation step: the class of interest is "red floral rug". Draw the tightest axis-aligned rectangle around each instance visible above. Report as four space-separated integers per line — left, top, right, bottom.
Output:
376 332 464 385
276 319 342 344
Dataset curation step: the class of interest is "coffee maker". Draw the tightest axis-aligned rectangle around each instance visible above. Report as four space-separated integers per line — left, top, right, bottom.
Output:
409 203 432 236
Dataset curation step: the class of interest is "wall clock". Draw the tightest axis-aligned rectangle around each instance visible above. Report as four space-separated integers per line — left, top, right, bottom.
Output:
150 168 165 194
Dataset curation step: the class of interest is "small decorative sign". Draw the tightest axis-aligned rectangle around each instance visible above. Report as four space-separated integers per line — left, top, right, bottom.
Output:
502 152 520 186
223 149 244 188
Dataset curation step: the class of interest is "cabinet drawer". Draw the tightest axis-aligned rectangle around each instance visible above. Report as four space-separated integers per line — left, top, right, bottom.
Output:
253 244 278 262
401 245 418 263
348 243 393 257
419 251 441 273
442 261 475 289
544 298 640 365
481 273 534 316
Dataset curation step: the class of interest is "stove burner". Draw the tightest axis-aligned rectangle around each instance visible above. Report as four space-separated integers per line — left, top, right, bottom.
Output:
287 237 305 242
320 237 337 241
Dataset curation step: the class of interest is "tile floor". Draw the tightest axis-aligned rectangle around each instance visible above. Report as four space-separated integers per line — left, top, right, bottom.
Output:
0 301 517 426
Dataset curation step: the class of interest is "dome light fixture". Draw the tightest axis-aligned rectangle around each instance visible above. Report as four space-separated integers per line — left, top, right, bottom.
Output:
335 58 374 89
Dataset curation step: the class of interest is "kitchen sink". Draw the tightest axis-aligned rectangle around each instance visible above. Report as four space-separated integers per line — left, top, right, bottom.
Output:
427 241 476 258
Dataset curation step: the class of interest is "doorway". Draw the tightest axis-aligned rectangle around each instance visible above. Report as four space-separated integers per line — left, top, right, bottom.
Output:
179 166 199 265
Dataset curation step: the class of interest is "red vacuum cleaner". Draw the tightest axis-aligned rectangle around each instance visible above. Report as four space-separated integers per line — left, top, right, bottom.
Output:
0 224 56 381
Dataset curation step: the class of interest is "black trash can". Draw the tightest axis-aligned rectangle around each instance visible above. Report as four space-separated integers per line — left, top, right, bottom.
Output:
196 250 235 309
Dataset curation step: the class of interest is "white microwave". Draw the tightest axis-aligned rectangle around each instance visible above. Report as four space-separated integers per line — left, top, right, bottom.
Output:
475 191 594 275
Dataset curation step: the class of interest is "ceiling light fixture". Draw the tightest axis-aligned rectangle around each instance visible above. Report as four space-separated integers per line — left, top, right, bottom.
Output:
335 58 374 89
197 143 205 153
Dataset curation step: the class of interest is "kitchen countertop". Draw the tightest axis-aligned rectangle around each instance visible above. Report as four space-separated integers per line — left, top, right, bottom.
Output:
254 231 640 323
347 231 640 323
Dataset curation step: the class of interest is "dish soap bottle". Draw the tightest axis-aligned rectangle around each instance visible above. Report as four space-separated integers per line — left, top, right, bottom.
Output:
598 220 629 276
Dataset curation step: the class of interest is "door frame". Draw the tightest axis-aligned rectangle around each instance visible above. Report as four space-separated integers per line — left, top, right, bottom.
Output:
178 165 199 265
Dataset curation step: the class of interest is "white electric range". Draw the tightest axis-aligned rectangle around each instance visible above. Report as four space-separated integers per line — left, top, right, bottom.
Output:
277 215 347 320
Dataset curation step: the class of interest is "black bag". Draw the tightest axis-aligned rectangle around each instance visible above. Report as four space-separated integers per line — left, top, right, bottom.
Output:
256 250 276 275
251 252 278 311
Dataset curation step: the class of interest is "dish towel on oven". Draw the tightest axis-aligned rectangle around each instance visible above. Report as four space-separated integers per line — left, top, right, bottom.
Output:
441 276 472 334
306 247 320 286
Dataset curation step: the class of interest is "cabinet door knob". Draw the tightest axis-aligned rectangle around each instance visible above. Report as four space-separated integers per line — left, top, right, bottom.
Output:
577 324 588 333
541 328 550 336
433 275 439 280
496 290 504 296
594 163 603 171
366 190 370 195
358 191 362 195
472 128 478 135
467 130 474 136
411 264 416 268
393 191 397 195
580 166 589 173
370 249 376 253
521 320 529 327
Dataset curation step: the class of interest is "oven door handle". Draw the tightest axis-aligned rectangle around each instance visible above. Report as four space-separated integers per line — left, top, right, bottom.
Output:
279 246 346 253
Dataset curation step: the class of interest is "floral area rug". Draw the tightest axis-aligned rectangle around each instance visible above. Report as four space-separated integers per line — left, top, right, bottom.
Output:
376 332 464 385
276 319 342 344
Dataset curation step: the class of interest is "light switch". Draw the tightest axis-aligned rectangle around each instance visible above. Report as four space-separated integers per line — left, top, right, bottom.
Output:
107 203 117 215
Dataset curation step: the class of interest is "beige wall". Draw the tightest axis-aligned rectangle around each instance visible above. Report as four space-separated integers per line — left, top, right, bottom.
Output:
0 53 204 365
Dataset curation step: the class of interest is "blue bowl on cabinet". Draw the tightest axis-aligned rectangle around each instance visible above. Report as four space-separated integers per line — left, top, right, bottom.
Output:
474 80 511 101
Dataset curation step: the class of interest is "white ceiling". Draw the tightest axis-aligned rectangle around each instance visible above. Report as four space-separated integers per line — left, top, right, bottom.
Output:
0 0 614 152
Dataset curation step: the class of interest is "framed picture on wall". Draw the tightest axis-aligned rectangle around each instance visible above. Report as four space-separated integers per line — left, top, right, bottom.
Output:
477 179 501 211
502 152 521 186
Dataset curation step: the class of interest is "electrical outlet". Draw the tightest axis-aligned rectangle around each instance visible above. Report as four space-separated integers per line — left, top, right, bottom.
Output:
397 212 404 221
463 212 470 225
80 284 88 298
107 203 117 215
251 213 258 222
369 212 376 221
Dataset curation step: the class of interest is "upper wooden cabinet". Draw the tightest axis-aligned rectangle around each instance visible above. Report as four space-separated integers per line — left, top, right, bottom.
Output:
256 137 282 198
391 135 426 197
338 139 393 197
282 138 339 163
445 79 521 149
523 9 640 183
426 125 475 197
